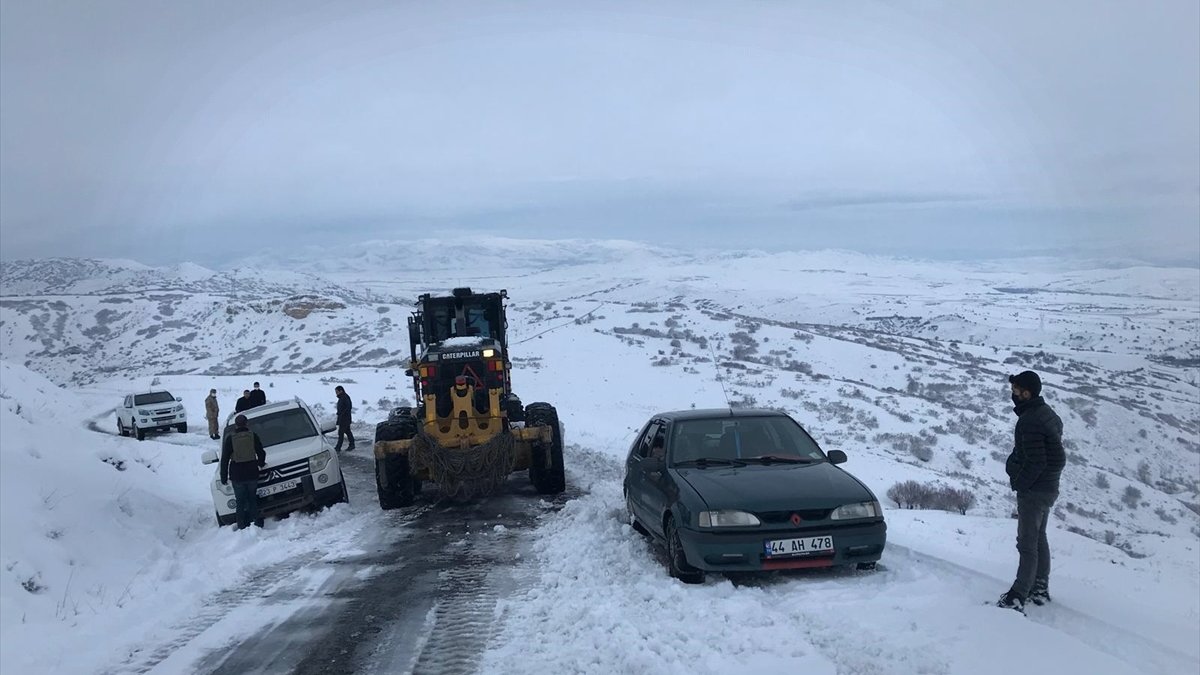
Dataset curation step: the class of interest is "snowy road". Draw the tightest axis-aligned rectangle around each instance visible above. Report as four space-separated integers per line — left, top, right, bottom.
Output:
194 457 563 675
84 419 574 675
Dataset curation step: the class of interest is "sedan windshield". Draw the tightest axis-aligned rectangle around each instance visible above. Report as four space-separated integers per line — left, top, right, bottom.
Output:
669 416 826 465
134 392 175 405
227 409 316 448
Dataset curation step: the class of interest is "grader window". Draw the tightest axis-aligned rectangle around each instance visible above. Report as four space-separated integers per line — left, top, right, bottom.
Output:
465 306 490 336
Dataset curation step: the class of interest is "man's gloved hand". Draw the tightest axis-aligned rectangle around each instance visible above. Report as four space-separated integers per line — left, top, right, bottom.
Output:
221 478 228 486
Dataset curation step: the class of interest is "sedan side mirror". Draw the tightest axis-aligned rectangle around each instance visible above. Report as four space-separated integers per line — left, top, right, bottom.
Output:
176 397 183 402
827 450 848 465
404 369 414 377
201 449 218 465
321 423 337 434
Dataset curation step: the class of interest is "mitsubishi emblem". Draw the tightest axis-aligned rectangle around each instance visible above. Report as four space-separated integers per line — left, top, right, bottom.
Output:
790 513 803 526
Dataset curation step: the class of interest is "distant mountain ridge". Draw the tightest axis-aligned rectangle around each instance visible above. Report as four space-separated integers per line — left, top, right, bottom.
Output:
0 257 378 301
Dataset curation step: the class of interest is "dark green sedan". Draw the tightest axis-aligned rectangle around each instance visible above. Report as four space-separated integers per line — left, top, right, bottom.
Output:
623 408 886 583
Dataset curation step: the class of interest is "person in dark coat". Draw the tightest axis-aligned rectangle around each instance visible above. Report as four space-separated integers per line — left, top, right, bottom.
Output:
234 390 252 413
334 385 355 451
220 414 267 529
997 370 1066 612
248 382 267 408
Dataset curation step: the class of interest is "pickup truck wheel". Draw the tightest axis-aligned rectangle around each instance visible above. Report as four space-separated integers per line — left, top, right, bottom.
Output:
133 423 145 441
215 511 236 527
176 423 187 433
335 471 349 505
117 419 128 437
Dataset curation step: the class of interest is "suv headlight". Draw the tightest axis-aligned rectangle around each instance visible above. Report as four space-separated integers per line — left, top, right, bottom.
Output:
698 510 761 528
175 405 184 413
216 481 235 496
831 501 881 520
308 450 332 474
137 409 151 416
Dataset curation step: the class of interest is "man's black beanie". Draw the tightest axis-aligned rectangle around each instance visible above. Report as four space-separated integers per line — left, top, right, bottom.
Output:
1009 370 1042 396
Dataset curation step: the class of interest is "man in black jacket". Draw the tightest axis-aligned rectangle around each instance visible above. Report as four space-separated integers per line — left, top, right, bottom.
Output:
998 370 1065 612
334 385 355 451
220 414 267 529
234 390 252 413
248 382 267 408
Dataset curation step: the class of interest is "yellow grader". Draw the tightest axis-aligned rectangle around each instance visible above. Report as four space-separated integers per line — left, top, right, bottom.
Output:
372 288 565 507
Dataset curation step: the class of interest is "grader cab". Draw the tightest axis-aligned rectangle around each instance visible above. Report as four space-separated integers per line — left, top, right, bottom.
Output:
372 288 565 508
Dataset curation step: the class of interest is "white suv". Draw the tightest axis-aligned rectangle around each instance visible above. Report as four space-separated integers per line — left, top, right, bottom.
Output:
117 391 187 440
201 397 348 527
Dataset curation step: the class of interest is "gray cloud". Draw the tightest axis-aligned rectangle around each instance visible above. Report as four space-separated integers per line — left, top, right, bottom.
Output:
1 0 1196 266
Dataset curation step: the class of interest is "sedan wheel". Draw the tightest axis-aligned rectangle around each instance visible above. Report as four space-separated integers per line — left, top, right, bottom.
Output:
665 516 704 584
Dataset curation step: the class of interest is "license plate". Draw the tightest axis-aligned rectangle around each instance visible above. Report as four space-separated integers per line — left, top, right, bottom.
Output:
764 535 834 558
257 478 300 498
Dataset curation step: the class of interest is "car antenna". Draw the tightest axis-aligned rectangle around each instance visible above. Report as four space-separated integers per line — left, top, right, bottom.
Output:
705 338 733 413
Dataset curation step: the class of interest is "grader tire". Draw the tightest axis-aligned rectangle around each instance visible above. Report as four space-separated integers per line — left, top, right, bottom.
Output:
375 418 417 442
375 455 415 509
526 402 565 495
374 419 418 509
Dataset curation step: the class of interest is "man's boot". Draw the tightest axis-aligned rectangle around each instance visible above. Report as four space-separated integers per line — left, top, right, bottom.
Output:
1028 579 1051 606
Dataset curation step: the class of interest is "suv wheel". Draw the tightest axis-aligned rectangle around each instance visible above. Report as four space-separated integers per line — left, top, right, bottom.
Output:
117 419 128 437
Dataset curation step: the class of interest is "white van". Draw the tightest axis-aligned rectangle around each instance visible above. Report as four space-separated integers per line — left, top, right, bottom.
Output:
201 397 348 527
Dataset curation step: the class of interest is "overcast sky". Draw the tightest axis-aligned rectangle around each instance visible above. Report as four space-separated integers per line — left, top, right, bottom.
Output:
1 1 1197 266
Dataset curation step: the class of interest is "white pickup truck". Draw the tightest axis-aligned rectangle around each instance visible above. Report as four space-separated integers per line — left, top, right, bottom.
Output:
117 390 187 440
201 397 348 527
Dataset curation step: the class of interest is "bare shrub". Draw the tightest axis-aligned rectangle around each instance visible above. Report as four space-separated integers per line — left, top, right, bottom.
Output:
887 480 926 509
1136 461 1153 485
1155 507 1178 524
1095 472 1110 490
887 480 976 514
935 486 977 514
1122 486 1142 509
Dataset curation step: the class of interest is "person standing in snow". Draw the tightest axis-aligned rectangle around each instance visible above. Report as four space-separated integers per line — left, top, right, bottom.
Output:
248 381 267 408
234 389 252 413
334 385 355 451
997 370 1065 612
220 414 266 529
205 389 220 440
